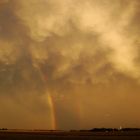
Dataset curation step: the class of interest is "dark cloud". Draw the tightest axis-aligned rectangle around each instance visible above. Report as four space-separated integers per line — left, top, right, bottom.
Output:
0 0 140 130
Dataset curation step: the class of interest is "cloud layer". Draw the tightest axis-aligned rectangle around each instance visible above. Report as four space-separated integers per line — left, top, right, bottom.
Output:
0 0 140 129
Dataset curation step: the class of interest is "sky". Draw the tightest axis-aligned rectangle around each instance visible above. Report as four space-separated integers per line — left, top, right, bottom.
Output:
0 0 140 130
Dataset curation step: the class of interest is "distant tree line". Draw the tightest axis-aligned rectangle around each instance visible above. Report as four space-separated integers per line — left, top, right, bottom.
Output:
0 128 8 130
70 128 140 132
90 128 140 132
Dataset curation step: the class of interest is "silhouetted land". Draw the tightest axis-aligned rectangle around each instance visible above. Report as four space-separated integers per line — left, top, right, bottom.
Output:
1 129 140 139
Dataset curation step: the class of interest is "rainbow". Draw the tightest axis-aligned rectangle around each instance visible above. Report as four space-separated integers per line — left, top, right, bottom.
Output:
47 93 57 130
30 61 57 130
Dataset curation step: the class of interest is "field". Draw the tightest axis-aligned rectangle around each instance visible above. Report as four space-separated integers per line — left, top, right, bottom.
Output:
0 130 140 140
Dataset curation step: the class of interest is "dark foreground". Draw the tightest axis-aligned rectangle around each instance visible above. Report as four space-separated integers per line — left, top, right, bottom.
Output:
1 130 140 140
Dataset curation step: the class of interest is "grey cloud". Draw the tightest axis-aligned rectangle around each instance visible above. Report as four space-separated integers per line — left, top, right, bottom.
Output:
0 0 140 130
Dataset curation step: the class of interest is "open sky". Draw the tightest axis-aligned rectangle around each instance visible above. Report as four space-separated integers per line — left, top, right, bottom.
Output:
0 0 140 130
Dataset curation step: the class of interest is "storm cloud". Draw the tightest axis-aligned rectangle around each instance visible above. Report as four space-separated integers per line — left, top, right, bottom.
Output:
0 0 140 130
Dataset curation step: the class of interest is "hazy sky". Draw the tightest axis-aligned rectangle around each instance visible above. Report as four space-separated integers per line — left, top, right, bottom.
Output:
0 0 140 130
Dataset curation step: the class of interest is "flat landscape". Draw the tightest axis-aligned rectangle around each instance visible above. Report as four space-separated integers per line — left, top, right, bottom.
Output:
1 130 140 140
